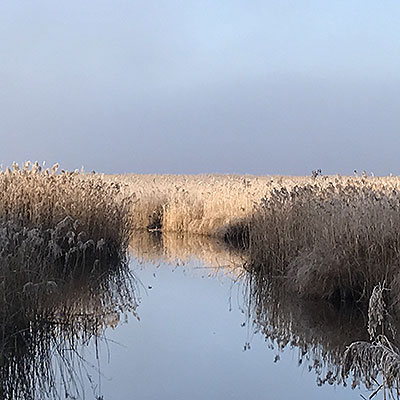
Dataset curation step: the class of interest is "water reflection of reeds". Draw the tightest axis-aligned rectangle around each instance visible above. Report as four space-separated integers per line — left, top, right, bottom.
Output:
129 231 246 277
246 267 400 400
129 232 381 392
129 231 400 398
129 232 367 388
0 224 137 400
7 222 400 399
246 271 370 387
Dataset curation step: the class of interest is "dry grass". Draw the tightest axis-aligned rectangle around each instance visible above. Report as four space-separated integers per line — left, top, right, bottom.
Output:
0 163 134 306
119 172 400 397
5 164 400 397
113 173 311 236
245 176 400 304
115 173 400 305
0 162 136 399
0 162 133 252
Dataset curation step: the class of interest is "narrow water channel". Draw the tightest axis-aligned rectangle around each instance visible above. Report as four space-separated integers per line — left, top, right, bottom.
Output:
9 232 380 399
83 259 357 400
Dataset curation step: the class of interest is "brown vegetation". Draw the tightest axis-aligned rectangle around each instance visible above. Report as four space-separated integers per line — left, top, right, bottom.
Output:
342 283 400 397
113 173 310 236
0 162 136 399
246 177 400 305
0 162 133 253
116 173 400 306
4 164 400 397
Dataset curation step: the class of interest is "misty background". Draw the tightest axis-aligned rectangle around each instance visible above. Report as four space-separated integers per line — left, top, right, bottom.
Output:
1 1 399 175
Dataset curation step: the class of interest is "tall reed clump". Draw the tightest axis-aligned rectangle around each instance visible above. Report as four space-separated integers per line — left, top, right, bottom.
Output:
0 162 136 399
0 162 134 312
0 162 133 261
247 178 400 304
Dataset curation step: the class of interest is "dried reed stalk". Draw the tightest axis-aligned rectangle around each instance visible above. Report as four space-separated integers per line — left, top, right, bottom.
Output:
343 283 400 397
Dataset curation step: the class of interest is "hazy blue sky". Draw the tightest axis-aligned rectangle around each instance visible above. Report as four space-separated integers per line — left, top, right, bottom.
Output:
1 1 399 175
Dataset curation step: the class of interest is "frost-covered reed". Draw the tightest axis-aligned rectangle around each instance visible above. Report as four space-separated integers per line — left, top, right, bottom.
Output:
342 283 400 397
0 162 133 252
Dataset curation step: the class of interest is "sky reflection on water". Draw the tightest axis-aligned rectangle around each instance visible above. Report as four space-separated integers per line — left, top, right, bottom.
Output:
6 232 378 399
78 254 365 400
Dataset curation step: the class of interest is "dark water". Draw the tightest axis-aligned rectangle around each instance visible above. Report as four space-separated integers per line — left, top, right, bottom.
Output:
4 233 382 399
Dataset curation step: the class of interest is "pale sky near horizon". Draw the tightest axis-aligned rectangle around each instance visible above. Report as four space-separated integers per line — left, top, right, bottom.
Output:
1 1 399 175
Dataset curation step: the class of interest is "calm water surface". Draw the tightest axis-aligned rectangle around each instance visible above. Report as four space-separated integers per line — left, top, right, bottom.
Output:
0 233 378 399
40 233 375 400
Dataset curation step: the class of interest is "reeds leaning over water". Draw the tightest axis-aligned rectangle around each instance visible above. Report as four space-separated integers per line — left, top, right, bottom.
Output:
114 172 400 307
342 283 400 397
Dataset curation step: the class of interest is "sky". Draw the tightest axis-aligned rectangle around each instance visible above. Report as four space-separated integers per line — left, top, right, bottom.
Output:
0 1 399 175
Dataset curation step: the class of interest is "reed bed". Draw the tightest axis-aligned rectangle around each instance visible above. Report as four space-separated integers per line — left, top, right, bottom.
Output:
113 173 311 236
116 173 400 305
0 162 136 399
246 177 400 304
111 172 400 307
116 174 400 244
0 162 134 315
119 172 400 397
0 162 133 253
0 163 133 305
4 164 400 397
